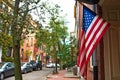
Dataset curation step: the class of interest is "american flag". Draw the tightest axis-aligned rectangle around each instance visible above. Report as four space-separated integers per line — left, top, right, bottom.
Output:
77 5 110 78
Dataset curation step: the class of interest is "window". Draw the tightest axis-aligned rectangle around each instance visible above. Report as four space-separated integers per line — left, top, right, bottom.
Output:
26 39 29 47
31 38 33 46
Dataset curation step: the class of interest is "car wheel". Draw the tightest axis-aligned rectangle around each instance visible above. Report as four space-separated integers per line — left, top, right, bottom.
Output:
40 67 42 70
0 73 4 80
31 68 33 72
24 69 27 74
35 67 38 71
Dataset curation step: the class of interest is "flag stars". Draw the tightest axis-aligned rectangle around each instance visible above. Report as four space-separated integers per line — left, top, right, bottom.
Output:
83 9 95 32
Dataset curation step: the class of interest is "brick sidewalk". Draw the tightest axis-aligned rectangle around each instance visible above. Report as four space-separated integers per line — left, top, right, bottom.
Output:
47 70 80 80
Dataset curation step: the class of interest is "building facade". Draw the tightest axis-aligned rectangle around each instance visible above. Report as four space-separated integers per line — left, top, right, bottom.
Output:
20 20 46 63
75 0 120 80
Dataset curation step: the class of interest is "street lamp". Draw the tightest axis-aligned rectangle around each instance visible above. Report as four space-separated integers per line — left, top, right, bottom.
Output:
55 46 58 73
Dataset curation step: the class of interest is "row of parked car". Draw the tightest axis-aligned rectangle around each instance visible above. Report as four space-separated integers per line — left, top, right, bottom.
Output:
46 62 60 68
0 60 42 80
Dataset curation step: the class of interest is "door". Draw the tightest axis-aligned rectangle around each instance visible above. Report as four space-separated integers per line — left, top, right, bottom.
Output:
104 26 120 80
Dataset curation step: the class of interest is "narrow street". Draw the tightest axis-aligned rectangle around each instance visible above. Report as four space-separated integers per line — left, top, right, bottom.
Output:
5 67 52 80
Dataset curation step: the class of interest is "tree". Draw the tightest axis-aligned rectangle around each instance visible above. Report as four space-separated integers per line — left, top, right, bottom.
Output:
0 32 13 62
0 1 13 61
0 0 70 79
0 0 56 80
11 0 55 80
24 50 32 61
12 0 22 80
35 4 69 73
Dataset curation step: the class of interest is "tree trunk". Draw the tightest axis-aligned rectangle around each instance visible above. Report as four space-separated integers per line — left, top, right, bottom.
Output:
53 45 58 74
13 41 22 80
12 0 23 80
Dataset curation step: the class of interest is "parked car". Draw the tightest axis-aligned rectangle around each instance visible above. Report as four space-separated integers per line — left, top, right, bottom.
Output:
29 60 38 71
0 62 14 80
21 62 33 74
36 60 42 70
30 60 42 70
29 60 37 71
46 63 60 68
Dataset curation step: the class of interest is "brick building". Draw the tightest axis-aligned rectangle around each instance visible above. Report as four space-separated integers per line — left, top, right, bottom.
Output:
75 0 120 80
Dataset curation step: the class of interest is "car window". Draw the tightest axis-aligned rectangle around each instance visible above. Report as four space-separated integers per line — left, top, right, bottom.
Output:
7 63 14 68
30 61 35 64
27 63 29 65
27 63 31 66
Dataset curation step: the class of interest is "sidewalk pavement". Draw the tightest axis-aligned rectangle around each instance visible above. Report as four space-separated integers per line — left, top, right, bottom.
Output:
47 69 81 80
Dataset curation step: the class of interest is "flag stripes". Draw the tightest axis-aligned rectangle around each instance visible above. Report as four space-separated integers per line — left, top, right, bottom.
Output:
85 16 110 63
79 30 86 76
77 5 110 78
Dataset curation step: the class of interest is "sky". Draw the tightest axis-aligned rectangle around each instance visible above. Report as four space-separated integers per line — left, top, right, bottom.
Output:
30 0 75 33
50 0 75 33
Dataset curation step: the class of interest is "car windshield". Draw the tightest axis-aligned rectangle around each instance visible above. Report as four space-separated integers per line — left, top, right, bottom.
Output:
30 61 35 64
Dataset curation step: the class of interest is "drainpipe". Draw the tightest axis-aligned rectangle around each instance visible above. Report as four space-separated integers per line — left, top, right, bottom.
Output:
91 4 98 80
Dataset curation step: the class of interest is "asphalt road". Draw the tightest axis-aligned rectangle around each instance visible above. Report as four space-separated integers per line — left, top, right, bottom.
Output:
5 67 52 80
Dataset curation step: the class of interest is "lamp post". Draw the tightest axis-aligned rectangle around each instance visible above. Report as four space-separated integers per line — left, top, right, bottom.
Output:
55 46 58 73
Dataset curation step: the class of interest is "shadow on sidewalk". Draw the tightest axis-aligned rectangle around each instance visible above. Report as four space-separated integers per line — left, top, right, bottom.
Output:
47 69 80 80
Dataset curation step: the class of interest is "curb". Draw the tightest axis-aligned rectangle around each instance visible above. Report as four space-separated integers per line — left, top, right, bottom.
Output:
46 74 52 78
64 72 81 78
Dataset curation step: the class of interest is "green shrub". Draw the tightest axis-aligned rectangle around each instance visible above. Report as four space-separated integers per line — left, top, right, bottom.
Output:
67 61 75 67
62 61 75 69
2 54 14 62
